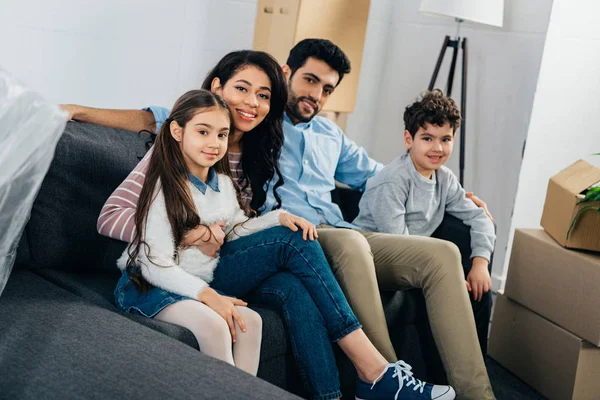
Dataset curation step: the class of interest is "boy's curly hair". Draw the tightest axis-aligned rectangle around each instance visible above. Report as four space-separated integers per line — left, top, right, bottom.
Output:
403 89 461 138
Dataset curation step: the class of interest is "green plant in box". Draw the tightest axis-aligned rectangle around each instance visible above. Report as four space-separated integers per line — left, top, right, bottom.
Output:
566 153 600 239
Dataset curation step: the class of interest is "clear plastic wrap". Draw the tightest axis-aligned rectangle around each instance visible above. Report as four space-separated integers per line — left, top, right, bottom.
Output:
0 67 66 297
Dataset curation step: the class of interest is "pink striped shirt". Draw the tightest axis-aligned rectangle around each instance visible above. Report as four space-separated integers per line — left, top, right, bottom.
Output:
97 148 252 243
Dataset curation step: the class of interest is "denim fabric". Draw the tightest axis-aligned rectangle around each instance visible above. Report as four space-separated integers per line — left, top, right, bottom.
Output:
114 269 191 318
248 273 342 400
211 226 361 342
188 168 219 194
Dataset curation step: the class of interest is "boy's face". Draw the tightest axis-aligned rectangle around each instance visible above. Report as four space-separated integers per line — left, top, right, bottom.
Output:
404 122 455 178
283 57 340 124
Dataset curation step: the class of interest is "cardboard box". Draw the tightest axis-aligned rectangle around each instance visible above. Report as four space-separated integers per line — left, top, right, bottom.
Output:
505 229 600 346
489 294 600 400
541 160 600 252
253 0 370 113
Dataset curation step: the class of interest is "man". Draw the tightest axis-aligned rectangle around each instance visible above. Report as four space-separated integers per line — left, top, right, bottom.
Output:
263 39 494 400
61 39 495 400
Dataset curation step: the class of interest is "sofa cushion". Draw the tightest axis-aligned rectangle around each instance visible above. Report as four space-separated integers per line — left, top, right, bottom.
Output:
0 270 300 399
33 268 293 363
17 122 151 272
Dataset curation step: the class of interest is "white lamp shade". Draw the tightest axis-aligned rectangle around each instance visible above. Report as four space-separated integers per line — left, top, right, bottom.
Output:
419 0 504 27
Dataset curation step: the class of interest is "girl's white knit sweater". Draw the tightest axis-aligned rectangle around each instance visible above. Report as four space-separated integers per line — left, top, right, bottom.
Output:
117 173 283 299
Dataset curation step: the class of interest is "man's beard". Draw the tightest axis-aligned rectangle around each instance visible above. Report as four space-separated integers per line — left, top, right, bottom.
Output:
286 94 319 123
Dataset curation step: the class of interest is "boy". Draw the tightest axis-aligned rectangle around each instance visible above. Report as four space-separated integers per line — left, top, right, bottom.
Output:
354 89 496 352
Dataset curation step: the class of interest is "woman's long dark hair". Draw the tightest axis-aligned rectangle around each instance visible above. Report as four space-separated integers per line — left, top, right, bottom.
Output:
127 90 249 291
201 50 286 213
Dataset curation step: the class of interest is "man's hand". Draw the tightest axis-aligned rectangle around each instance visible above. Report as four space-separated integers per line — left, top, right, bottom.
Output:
466 257 492 302
279 212 318 241
198 287 248 343
466 192 494 222
60 104 79 121
181 222 225 258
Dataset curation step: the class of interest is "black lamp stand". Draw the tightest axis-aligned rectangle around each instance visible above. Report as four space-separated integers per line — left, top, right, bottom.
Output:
428 35 468 186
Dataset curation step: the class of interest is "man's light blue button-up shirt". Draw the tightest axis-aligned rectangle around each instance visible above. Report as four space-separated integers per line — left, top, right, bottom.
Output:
264 114 383 228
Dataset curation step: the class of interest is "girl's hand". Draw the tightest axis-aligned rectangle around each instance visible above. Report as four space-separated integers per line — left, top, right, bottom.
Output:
465 257 492 302
279 212 318 241
181 222 225 258
198 287 248 343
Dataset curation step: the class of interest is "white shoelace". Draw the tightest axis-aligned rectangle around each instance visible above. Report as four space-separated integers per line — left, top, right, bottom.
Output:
370 360 427 399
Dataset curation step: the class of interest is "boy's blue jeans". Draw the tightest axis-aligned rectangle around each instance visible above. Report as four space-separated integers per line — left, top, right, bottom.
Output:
211 226 361 400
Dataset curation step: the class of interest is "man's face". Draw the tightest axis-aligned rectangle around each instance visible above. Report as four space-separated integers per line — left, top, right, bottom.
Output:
285 57 340 124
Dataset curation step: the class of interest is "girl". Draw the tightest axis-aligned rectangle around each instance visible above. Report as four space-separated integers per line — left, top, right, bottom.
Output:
114 91 264 374
115 89 455 400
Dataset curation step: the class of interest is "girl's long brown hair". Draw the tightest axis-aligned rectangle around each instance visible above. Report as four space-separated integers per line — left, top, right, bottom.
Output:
127 90 251 292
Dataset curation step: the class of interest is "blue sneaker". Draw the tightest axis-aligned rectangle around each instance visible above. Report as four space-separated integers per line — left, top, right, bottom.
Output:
355 361 456 400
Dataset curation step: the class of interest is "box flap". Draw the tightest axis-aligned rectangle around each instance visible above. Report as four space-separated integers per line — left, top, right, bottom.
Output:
551 160 600 195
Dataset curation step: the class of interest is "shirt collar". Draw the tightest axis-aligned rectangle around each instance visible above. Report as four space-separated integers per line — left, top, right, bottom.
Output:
189 168 220 194
284 112 313 129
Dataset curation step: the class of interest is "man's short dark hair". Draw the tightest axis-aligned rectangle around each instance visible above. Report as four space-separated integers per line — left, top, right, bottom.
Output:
404 89 461 138
286 39 351 86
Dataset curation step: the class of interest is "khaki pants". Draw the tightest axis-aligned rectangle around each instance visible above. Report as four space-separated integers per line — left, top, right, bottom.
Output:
317 226 495 400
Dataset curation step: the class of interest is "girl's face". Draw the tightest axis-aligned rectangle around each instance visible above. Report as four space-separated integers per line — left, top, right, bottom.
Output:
404 122 455 179
170 108 230 180
212 65 272 134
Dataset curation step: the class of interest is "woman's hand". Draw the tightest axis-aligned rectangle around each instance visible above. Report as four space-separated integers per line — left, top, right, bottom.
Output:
466 192 494 222
465 257 492 302
279 212 318 241
181 222 225 258
198 287 248 343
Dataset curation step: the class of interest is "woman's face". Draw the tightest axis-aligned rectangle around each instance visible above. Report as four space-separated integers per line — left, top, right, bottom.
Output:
213 65 272 134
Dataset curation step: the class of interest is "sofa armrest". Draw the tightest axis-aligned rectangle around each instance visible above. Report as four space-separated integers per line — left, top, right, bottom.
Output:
432 214 495 275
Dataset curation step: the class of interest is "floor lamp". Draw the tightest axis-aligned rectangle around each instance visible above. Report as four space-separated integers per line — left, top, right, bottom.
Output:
419 0 504 186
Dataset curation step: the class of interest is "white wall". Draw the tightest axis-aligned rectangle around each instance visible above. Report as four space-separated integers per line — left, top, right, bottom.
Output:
0 0 259 108
345 0 552 290
345 0 394 143
500 0 600 287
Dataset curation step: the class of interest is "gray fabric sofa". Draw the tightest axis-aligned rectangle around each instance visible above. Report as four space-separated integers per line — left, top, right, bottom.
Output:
2 121 489 399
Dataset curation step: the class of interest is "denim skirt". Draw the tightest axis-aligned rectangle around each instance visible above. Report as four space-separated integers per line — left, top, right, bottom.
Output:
114 268 229 318
114 268 193 318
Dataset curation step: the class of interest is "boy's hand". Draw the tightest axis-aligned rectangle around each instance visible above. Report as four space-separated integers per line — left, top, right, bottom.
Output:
466 192 494 222
466 257 491 302
279 212 318 241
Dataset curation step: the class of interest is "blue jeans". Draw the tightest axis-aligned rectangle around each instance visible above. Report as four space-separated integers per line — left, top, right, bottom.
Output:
210 226 361 399
248 273 342 400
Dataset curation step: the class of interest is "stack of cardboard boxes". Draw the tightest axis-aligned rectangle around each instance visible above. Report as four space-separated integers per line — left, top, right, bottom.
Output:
489 160 600 400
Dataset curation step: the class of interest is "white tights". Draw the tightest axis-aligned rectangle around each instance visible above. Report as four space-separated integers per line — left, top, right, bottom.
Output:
154 300 262 375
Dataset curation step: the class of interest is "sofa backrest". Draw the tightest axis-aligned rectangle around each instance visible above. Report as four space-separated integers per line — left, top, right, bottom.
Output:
16 122 152 272
15 121 486 273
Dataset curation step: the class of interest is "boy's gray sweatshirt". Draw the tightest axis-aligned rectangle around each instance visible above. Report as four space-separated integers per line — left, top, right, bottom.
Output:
353 153 496 261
